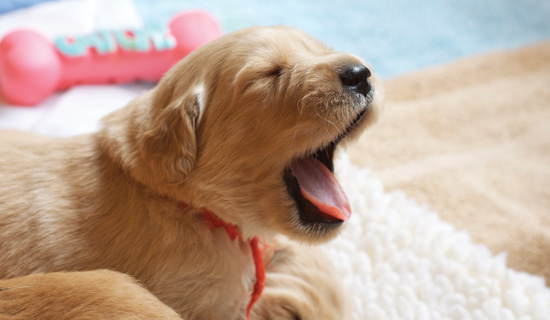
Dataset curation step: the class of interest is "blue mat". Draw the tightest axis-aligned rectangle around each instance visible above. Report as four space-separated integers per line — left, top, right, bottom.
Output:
0 0 56 14
1 0 549 78
134 0 550 79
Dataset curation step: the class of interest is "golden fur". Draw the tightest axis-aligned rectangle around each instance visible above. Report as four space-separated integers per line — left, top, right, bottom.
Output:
0 270 182 319
0 26 382 319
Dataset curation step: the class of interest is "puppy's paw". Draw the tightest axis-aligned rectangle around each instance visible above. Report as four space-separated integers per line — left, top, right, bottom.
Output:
0 270 182 320
251 239 350 320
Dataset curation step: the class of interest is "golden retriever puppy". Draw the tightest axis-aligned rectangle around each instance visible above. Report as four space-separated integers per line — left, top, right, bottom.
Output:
0 26 382 319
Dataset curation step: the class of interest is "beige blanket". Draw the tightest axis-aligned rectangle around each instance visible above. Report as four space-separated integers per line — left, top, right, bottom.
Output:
348 42 550 283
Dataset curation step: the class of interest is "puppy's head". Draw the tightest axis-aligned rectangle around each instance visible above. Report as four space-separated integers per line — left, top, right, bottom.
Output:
118 26 383 243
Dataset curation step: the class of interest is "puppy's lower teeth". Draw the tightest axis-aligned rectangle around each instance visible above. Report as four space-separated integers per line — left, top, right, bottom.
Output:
289 156 351 221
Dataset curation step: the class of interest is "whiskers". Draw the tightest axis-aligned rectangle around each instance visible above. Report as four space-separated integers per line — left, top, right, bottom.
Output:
313 110 344 141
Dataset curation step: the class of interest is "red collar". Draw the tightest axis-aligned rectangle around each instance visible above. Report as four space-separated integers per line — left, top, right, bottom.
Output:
189 205 265 319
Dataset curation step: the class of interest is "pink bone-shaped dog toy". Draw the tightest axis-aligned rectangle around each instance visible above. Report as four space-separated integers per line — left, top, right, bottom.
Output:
0 10 223 106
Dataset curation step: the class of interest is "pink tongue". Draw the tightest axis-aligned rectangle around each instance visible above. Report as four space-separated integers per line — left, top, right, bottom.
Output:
289 157 351 221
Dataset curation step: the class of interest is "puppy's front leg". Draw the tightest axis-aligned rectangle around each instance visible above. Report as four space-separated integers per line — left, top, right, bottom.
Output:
0 270 182 320
251 238 351 320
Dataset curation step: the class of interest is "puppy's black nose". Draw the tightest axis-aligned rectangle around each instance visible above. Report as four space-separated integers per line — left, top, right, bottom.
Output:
340 65 372 97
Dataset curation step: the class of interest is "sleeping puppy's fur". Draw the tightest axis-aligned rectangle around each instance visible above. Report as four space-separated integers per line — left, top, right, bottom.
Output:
0 270 183 320
0 26 382 319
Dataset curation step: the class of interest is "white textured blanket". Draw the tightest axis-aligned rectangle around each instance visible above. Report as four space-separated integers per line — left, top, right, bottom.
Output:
329 153 550 320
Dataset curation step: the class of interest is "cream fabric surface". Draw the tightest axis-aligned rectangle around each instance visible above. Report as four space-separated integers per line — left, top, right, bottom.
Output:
327 154 549 319
348 42 550 283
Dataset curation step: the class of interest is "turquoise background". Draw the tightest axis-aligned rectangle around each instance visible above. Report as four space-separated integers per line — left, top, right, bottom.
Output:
1 0 549 79
134 0 550 79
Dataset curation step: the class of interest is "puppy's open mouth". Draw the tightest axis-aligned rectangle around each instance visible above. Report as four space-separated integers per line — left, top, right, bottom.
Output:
284 108 368 229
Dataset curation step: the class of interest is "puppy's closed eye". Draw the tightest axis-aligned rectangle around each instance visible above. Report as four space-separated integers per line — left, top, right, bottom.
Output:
235 59 285 94
266 66 284 78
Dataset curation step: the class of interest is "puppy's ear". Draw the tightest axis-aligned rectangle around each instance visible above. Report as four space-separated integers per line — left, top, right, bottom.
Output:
140 86 204 185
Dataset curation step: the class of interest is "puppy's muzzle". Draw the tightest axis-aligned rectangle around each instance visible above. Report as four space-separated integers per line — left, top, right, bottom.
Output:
340 64 372 97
